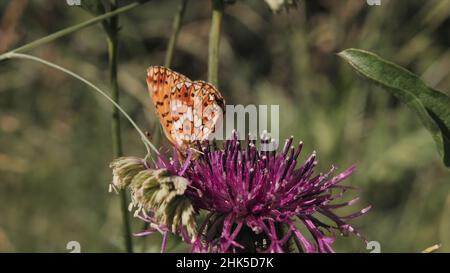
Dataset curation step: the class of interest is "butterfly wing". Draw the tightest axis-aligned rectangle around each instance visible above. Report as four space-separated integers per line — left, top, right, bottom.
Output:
146 66 225 154
169 80 225 151
190 80 225 142
146 66 190 147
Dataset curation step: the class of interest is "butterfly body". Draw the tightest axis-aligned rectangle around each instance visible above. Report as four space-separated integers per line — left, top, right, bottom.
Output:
146 66 225 154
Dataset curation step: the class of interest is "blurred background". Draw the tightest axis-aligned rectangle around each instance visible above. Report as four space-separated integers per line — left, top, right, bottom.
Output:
0 0 449 252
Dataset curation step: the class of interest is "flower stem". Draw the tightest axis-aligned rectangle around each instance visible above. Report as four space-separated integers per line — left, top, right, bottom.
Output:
208 0 224 87
4 53 157 154
164 0 188 68
0 0 151 62
106 0 134 253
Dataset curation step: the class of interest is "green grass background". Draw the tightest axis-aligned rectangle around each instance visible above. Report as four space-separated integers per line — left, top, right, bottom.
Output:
0 0 449 252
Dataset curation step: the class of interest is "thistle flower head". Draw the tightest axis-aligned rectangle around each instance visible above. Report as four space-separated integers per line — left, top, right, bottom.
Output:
110 131 369 253
148 133 370 253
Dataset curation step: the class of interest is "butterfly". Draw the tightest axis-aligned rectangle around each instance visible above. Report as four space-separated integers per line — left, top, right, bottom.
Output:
146 66 225 155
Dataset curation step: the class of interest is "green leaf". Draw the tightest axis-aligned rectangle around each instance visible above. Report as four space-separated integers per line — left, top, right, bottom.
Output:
338 48 450 167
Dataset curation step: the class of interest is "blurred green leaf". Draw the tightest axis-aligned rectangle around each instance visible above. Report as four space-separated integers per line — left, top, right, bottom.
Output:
339 48 450 168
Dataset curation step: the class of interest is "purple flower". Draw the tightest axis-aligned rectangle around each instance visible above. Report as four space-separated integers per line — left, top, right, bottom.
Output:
150 133 371 253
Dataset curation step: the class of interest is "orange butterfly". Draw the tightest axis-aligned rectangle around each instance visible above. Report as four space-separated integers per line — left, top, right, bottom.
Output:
146 66 225 154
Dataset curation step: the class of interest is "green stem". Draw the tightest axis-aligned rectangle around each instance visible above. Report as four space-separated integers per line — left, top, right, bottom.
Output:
4 53 158 155
164 0 188 68
0 0 151 62
106 0 133 253
208 0 224 87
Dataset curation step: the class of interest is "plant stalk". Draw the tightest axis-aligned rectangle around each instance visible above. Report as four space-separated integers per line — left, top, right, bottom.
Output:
164 0 188 68
106 0 133 253
4 53 156 153
208 0 224 87
0 1 151 62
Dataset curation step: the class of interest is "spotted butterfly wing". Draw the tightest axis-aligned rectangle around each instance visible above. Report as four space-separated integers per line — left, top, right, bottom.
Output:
146 66 225 153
